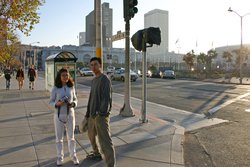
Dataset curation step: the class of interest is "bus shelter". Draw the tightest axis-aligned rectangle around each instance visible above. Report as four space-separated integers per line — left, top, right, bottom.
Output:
45 51 77 91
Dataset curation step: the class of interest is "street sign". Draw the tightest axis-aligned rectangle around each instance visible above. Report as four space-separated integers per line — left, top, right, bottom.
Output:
111 31 125 42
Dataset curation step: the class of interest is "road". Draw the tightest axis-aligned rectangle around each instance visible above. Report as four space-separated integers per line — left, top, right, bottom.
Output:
77 76 249 115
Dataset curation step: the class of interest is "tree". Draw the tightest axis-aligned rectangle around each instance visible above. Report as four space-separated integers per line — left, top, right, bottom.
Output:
183 50 195 70
232 46 250 68
222 51 233 71
206 49 217 72
0 0 45 65
0 0 45 36
197 52 206 70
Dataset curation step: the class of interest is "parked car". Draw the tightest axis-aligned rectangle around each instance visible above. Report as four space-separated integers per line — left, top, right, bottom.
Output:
134 69 150 77
148 70 161 78
160 70 176 79
79 68 94 76
110 68 138 82
107 66 115 74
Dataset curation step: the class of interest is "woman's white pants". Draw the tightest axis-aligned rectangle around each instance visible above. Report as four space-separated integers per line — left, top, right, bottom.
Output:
54 112 76 159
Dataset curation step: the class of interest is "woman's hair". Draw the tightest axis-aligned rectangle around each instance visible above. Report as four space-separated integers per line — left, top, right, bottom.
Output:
54 68 74 88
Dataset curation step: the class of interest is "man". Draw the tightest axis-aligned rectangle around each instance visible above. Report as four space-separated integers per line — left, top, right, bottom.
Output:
85 57 115 167
4 67 11 90
27 64 36 90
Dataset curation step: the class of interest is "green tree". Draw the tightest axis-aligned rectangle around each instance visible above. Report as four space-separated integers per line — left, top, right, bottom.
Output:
206 49 217 72
197 52 206 70
183 50 195 70
222 51 233 71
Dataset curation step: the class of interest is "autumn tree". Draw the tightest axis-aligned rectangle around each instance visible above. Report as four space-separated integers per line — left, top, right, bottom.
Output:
183 50 196 70
0 0 45 36
0 0 45 64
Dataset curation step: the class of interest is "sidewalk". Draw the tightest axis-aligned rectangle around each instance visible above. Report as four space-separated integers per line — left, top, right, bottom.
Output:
203 77 250 85
0 75 227 167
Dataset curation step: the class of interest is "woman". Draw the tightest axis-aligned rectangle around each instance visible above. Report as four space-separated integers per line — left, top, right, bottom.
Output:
16 67 24 90
49 68 79 166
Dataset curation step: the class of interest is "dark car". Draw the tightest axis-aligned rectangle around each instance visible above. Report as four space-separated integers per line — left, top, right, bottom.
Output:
160 70 176 79
148 70 161 78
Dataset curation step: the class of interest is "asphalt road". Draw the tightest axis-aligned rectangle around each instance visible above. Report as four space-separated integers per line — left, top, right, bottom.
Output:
77 76 249 114
77 75 250 167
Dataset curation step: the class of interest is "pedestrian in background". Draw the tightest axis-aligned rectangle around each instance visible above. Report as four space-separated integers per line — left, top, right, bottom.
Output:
85 57 115 167
27 64 36 90
49 68 79 166
4 67 11 90
16 67 24 90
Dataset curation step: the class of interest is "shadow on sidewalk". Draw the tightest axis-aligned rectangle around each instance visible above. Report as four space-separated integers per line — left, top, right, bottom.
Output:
0 112 51 124
0 136 55 157
0 96 50 105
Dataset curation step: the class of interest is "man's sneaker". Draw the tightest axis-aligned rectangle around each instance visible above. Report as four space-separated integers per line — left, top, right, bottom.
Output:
86 152 102 160
72 156 79 165
56 157 63 166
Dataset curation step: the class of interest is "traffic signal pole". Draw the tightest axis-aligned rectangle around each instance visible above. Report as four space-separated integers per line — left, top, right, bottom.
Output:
95 0 103 70
120 19 134 117
140 34 148 122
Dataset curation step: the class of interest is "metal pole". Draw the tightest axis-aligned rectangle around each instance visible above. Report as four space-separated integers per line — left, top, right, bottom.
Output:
240 16 243 84
95 0 103 70
140 32 148 123
120 19 134 117
134 51 136 71
141 50 147 122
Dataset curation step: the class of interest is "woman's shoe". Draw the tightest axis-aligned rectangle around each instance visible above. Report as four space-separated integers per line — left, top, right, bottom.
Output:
56 157 63 166
72 156 79 165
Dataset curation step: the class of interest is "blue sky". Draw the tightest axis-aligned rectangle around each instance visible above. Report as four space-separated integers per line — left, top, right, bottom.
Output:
20 0 250 53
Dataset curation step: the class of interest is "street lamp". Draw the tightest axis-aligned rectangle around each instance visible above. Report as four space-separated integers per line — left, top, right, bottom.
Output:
228 7 250 84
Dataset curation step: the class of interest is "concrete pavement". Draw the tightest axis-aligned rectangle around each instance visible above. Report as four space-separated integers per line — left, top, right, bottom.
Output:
0 74 227 167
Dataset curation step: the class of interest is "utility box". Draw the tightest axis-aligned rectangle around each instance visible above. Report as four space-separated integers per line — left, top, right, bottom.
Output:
45 51 77 92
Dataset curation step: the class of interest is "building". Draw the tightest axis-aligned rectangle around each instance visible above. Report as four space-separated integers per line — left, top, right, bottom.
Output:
40 45 137 71
18 44 43 70
214 44 250 70
144 9 169 64
79 32 85 46
85 2 113 48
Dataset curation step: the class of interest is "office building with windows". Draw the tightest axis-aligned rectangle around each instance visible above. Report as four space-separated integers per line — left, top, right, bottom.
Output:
85 2 113 48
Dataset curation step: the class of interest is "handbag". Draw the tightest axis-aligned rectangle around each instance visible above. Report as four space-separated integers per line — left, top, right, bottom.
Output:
80 117 88 133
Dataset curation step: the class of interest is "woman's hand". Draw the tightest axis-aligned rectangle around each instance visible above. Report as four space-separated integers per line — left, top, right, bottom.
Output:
55 100 64 107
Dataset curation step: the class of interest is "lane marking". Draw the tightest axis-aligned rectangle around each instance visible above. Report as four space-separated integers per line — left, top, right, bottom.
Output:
208 92 250 115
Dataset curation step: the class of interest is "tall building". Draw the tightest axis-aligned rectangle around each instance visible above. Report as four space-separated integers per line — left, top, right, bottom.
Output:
85 2 113 48
79 32 86 46
144 9 169 64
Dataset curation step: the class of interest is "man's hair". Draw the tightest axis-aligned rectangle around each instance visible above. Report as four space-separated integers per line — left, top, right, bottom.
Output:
90 57 102 65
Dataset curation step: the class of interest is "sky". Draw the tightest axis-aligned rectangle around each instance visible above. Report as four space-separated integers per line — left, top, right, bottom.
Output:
19 0 250 54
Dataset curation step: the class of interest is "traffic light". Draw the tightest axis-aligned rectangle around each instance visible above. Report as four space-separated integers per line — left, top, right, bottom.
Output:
131 29 143 51
131 27 161 52
124 0 138 21
145 27 161 45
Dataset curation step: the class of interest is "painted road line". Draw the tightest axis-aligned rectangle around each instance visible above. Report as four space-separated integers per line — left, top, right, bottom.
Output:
208 92 250 115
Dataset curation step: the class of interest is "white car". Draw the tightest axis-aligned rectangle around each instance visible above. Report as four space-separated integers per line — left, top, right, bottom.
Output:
107 66 115 74
79 68 94 76
110 68 138 82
